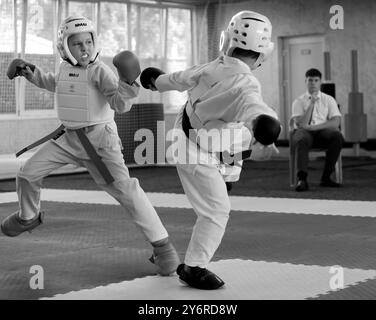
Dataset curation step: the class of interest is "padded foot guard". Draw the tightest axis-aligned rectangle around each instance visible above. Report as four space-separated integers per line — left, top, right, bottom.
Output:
1 211 44 237
149 242 181 276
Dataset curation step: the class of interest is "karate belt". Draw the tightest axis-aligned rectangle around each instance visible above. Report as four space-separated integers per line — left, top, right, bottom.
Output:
16 124 115 184
181 107 252 166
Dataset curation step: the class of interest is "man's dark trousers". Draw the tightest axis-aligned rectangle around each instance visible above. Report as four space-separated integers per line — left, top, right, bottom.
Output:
292 128 344 180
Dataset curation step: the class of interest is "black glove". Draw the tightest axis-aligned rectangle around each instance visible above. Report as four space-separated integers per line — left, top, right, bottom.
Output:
140 67 165 90
253 114 281 146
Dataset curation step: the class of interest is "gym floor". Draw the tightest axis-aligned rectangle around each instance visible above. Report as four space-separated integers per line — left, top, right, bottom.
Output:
0 157 376 300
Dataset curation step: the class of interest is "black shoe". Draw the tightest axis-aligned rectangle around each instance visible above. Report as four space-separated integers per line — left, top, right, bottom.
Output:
177 264 225 290
225 182 233 192
295 179 309 192
320 178 341 187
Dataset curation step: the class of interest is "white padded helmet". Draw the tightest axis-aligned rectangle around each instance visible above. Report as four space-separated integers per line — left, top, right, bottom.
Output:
57 16 99 65
219 11 274 69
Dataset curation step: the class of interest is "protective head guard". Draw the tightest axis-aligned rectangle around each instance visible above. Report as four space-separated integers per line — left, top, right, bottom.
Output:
57 16 99 66
219 11 274 69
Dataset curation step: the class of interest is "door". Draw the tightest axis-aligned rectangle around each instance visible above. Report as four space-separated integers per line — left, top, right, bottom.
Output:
280 35 324 139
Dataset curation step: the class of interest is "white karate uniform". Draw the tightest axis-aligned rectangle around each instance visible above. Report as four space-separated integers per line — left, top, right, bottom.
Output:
155 54 278 267
17 59 168 243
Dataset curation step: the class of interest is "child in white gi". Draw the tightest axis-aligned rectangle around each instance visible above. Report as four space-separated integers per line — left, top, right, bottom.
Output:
141 11 281 288
1 16 180 276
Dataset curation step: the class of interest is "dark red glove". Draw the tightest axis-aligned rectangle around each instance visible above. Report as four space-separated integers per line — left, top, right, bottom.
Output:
7 58 35 80
113 51 141 85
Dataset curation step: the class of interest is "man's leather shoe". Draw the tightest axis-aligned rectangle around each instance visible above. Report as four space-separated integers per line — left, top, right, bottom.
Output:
320 178 341 187
295 179 309 192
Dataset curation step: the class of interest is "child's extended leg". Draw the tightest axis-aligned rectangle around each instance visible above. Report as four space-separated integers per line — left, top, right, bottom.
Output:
100 177 180 276
175 163 231 289
1 141 81 236
87 144 180 276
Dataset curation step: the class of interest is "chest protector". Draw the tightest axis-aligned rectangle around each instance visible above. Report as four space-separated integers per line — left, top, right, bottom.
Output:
56 62 113 129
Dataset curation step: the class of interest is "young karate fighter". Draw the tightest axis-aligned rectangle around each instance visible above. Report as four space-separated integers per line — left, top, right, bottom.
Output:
2 16 180 276
141 10 281 289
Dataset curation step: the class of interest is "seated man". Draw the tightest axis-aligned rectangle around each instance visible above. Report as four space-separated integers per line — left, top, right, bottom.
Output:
291 68 344 191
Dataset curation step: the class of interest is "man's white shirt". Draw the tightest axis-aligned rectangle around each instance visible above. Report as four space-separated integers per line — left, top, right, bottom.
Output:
292 91 341 126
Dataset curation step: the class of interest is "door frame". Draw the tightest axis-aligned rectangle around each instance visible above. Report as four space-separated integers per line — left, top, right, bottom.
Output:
278 34 325 139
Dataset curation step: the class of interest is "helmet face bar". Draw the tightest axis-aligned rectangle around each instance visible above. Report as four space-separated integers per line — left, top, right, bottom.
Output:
219 11 274 69
57 16 99 65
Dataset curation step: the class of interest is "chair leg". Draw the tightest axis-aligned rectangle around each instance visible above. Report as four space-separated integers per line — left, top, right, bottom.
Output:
289 146 296 187
335 153 343 184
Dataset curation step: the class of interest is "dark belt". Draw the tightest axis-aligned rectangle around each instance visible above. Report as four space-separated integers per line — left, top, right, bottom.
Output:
16 124 66 158
182 108 252 165
75 128 114 184
16 124 114 184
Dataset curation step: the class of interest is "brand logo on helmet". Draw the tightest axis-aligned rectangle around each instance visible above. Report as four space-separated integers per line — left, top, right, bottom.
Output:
75 23 87 27
69 73 79 77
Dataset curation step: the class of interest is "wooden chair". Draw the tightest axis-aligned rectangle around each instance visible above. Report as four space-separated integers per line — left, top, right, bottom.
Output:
289 117 343 187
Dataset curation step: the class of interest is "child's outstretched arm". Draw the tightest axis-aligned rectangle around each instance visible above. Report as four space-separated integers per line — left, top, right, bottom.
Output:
7 58 57 92
140 63 208 93
7 59 35 80
234 87 282 160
